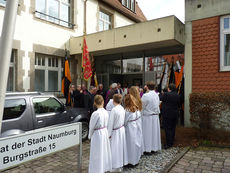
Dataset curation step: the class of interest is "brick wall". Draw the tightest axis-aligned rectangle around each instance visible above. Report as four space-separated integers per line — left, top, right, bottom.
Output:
192 16 230 92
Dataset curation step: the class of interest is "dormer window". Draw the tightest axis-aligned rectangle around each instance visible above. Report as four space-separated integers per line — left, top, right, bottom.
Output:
122 0 135 12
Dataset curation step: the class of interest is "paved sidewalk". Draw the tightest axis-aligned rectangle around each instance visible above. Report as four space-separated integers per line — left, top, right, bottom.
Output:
3 141 230 173
169 147 230 173
2 140 90 173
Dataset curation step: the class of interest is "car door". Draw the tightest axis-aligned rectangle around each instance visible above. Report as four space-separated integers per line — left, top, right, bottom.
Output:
32 96 68 129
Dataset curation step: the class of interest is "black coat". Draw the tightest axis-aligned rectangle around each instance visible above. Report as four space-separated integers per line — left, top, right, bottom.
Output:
96 89 106 100
161 91 180 119
84 91 94 113
73 90 84 108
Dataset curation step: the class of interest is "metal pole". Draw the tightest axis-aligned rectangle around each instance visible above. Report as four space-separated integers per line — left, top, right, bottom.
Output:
0 0 19 133
78 122 82 173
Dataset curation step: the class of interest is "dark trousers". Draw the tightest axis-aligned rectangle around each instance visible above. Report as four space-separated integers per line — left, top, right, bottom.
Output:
163 117 177 147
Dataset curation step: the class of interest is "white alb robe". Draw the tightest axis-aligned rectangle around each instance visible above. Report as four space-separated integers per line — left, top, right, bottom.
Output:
107 104 128 169
136 111 144 154
125 110 144 165
141 90 162 152
88 108 112 173
106 99 114 115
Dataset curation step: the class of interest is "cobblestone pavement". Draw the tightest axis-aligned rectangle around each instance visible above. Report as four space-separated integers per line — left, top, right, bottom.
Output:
2 140 90 173
2 140 182 173
3 141 230 173
123 147 181 173
169 147 230 173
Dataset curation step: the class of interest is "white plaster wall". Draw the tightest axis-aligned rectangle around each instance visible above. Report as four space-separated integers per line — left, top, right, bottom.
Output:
86 0 98 34
0 0 137 90
114 11 135 28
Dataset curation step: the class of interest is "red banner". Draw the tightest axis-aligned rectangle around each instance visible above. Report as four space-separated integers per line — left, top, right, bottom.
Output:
82 37 92 81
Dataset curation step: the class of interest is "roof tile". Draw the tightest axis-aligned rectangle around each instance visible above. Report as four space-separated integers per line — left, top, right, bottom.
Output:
100 0 147 22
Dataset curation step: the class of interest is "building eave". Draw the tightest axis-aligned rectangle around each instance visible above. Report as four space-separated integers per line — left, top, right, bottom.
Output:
70 16 184 57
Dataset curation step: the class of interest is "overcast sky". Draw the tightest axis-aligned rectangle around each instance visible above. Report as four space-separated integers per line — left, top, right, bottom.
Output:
137 0 185 23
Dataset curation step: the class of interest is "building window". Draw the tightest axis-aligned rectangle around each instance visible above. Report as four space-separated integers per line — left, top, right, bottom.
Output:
0 0 6 7
7 50 16 91
123 58 143 73
35 0 73 28
99 11 112 31
220 15 230 71
121 0 135 12
35 54 63 92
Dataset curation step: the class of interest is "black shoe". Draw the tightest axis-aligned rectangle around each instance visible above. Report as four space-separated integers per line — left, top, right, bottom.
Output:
144 151 152 155
164 145 171 149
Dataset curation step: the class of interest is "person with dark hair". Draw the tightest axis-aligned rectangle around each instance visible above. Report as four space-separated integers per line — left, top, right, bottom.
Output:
84 86 96 114
117 83 123 95
161 83 180 149
107 94 128 171
141 81 161 153
88 95 112 173
73 85 84 108
124 94 143 166
105 83 117 114
68 84 76 107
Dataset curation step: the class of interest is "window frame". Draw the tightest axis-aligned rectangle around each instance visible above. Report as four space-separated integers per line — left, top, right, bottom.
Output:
99 10 112 31
33 97 63 115
3 98 26 120
7 50 16 91
220 15 230 71
35 53 63 92
121 0 135 12
35 0 73 28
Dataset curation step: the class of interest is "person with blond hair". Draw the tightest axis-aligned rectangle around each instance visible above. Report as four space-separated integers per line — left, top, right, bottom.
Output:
128 86 144 153
124 94 144 166
88 95 112 173
107 94 128 171
129 86 142 111
141 81 161 153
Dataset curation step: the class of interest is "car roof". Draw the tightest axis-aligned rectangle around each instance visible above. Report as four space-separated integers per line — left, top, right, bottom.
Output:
5 92 53 97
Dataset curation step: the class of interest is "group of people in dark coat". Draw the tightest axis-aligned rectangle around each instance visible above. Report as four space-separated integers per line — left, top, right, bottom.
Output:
69 82 181 150
68 84 97 114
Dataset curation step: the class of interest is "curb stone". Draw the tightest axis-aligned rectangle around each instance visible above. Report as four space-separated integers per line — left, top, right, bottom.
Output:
160 147 190 173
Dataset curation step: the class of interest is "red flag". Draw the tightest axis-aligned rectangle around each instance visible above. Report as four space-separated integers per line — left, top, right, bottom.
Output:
149 57 154 71
82 37 92 81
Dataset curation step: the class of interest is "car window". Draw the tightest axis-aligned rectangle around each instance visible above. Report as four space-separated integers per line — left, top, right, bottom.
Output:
3 99 26 120
33 97 62 114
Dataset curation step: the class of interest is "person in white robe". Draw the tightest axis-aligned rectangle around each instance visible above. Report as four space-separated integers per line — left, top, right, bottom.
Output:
141 81 162 153
124 94 144 166
88 95 112 173
107 94 128 171
128 86 144 155
106 99 114 115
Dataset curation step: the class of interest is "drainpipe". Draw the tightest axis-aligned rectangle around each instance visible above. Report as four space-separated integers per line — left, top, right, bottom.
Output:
0 0 19 133
81 0 87 88
83 0 87 36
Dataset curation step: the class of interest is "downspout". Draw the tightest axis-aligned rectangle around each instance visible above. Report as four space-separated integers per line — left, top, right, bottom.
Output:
81 0 87 87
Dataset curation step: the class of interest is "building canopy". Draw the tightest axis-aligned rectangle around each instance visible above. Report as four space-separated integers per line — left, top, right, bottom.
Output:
69 15 184 58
